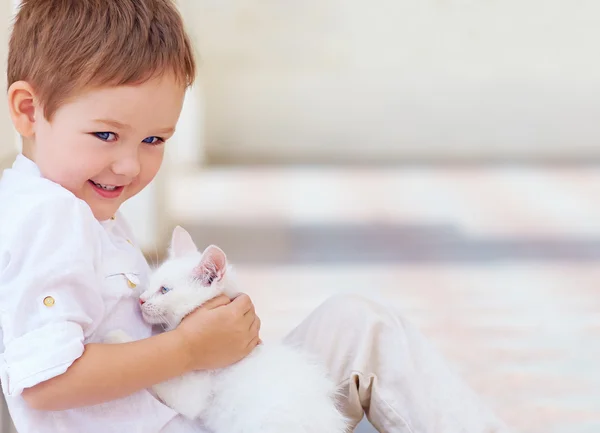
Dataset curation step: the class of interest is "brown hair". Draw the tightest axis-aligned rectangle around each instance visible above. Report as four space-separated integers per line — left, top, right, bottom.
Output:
7 0 196 120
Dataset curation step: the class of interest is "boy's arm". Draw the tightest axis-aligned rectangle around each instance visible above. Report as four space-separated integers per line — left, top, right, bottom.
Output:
22 330 188 411
21 294 260 411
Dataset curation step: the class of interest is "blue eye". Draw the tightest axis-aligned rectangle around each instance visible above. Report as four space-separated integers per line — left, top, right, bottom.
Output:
142 136 164 145
160 286 171 294
94 132 117 141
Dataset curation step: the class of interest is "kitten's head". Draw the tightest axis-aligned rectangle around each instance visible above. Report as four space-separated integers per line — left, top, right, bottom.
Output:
139 226 238 330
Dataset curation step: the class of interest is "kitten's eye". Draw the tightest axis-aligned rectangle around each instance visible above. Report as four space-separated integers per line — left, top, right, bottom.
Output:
160 286 171 294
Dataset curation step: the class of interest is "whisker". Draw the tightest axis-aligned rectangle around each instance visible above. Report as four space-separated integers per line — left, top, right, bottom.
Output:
153 239 159 268
149 239 159 269
156 311 173 331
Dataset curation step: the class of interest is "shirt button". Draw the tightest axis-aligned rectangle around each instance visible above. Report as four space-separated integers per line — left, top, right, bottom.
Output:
43 296 55 307
125 273 140 289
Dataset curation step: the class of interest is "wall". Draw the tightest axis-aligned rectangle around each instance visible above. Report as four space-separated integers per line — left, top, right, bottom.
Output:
1 0 18 429
0 0 17 425
0 0 15 171
181 0 600 163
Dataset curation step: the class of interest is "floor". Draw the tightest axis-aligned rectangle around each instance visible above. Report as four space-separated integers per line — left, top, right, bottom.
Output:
165 164 600 433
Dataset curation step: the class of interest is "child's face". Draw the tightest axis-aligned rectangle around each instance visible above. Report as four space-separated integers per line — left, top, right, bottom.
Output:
31 74 185 221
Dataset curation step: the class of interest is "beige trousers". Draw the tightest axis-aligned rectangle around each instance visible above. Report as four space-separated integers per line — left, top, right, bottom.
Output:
283 295 511 433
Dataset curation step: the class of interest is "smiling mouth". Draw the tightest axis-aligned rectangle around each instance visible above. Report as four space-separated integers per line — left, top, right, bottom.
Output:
90 180 119 191
88 180 125 198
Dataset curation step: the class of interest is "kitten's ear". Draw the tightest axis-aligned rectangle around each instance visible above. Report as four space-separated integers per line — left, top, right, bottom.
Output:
193 245 228 286
169 226 198 258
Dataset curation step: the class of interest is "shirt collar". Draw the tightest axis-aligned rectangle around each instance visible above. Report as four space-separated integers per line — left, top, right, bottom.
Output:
12 153 42 177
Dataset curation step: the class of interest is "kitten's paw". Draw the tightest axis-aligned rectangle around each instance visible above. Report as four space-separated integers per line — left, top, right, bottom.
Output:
104 329 133 344
153 382 203 419
153 374 211 420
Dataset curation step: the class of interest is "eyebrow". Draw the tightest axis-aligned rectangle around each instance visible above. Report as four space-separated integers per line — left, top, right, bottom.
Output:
93 119 175 135
93 118 130 130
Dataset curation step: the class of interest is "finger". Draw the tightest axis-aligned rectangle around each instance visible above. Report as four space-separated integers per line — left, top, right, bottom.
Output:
243 302 256 318
246 335 260 350
247 315 257 331
231 293 253 315
253 316 261 333
201 294 231 310
249 315 261 336
242 309 256 328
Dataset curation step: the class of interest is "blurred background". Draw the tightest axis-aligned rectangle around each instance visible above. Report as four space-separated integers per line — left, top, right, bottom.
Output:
2 1 600 432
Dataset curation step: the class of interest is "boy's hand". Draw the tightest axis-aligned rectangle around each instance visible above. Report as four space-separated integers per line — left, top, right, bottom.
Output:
20 295 260 411
174 293 261 371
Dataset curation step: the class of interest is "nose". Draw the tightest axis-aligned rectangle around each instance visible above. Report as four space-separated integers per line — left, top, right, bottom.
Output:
139 299 145 306
112 149 141 178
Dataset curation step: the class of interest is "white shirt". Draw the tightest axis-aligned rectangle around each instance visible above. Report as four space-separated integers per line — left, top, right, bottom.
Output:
0 155 207 433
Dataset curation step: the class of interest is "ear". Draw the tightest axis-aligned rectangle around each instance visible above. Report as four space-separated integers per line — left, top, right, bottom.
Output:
193 245 228 286
8 81 38 138
169 226 198 258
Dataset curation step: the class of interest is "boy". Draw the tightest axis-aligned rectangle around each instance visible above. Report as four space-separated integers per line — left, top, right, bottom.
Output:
0 1 259 431
0 1 511 432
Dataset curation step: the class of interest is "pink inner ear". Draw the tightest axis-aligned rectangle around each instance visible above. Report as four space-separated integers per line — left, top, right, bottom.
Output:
193 245 228 286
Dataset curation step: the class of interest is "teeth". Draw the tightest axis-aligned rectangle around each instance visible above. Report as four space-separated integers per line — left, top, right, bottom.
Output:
92 181 117 191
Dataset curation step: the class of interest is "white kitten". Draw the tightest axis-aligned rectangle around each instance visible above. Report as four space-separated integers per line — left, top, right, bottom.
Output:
108 226 348 433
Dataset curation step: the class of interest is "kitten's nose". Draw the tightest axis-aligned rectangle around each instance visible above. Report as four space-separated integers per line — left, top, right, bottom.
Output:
139 299 145 305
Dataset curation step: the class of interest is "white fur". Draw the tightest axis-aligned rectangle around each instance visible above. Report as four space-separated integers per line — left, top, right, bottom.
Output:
111 226 348 433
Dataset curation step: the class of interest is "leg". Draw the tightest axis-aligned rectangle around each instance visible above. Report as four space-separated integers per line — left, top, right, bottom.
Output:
283 294 510 433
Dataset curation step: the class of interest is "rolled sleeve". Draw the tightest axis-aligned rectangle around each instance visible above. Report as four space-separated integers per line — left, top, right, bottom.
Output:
0 195 105 396
2 321 84 396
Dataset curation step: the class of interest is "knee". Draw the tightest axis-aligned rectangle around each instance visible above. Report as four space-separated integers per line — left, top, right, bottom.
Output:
316 293 398 326
319 293 378 313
